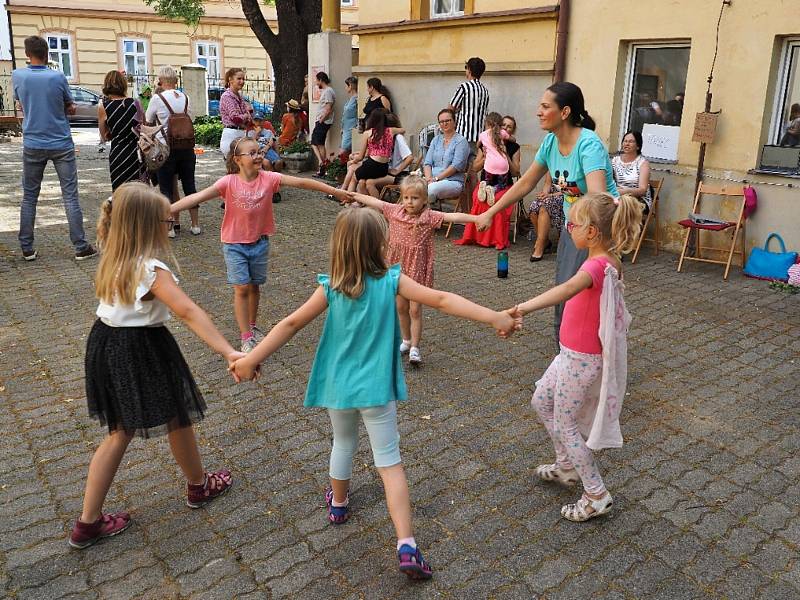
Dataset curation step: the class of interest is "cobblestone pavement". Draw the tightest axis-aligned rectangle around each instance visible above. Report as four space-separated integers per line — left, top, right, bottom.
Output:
0 137 799 600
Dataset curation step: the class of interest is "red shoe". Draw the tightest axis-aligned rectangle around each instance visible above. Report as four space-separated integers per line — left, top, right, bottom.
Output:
187 469 232 508
68 512 131 549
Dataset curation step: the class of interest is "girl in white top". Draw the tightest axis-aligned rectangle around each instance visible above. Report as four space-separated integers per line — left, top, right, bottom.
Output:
611 130 651 211
69 183 243 550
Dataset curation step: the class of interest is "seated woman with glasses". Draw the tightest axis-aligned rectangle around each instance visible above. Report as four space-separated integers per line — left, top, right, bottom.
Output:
423 108 470 206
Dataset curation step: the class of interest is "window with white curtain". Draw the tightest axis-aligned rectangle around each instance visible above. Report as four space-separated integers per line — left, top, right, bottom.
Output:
46 34 74 80
195 41 220 80
432 0 465 19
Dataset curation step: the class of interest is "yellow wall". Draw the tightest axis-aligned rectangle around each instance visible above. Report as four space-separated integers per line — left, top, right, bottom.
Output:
356 0 409 25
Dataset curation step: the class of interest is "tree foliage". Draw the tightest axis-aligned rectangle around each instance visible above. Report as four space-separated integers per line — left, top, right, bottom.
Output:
144 0 204 28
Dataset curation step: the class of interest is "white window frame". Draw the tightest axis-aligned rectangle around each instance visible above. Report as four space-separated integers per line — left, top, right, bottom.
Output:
431 0 464 19
46 33 74 81
121 38 148 96
619 41 691 148
195 40 220 80
341 0 354 6
768 37 800 145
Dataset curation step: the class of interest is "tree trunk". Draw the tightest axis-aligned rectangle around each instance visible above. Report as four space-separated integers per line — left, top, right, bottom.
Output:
240 0 321 125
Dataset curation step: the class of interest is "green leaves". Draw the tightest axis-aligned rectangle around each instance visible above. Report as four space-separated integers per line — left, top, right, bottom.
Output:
144 0 205 27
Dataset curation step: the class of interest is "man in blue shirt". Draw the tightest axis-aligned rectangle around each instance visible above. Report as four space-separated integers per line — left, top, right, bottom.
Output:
12 36 95 261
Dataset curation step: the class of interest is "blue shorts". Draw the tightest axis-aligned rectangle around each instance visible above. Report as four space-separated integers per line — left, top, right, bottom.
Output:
222 237 269 286
264 148 280 164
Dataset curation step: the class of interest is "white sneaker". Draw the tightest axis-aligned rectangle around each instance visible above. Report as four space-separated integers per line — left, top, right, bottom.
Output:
408 347 422 365
168 227 177 239
399 339 411 354
190 225 202 236
486 185 496 207
241 338 257 353
477 180 488 203
250 325 265 343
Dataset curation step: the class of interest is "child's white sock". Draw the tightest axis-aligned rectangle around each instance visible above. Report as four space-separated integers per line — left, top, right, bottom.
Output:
397 537 416 550
331 495 349 507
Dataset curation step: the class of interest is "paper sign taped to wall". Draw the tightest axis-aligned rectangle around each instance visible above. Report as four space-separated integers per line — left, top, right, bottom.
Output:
311 66 326 103
642 124 680 161
692 112 718 144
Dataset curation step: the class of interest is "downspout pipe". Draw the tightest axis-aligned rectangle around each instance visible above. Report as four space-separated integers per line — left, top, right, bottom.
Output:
553 0 569 82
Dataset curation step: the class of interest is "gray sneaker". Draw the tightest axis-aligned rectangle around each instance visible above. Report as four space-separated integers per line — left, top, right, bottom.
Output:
22 249 38 261
75 245 99 261
241 338 257 353
250 326 265 343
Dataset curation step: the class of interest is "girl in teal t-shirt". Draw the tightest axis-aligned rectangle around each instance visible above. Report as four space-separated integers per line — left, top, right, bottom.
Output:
231 207 518 581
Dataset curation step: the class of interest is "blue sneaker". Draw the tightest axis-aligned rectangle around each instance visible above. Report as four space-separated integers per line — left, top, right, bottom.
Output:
398 544 433 580
324 487 350 524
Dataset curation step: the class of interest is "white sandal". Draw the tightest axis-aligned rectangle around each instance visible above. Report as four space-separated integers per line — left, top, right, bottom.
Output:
561 492 613 522
535 463 580 487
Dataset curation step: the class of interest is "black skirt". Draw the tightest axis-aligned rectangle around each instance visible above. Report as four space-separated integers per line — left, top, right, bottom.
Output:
355 157 390 181
85 319 206 438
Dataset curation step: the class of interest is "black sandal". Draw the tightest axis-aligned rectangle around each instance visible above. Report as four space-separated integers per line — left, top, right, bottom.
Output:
529 239 553 262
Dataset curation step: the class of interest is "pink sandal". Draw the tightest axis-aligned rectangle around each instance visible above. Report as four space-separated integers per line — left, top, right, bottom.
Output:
187 469 232 508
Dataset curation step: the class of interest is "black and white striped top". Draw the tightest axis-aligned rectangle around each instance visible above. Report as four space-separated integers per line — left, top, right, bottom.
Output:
449 79 489 143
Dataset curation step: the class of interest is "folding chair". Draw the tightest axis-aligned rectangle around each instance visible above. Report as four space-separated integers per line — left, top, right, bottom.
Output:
631 178 663 263
509 199 528 244
676 182 747 280
378 153 424 202
442 158 475 238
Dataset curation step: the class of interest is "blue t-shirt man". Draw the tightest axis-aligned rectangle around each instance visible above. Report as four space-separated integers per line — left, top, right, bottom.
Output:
534 127 618 222
12 65 74 150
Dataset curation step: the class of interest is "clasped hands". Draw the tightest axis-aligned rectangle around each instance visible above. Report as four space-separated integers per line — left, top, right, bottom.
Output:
496 305 524 339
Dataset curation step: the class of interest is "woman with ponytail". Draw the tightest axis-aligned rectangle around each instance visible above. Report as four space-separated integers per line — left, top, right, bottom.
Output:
477 82 618 344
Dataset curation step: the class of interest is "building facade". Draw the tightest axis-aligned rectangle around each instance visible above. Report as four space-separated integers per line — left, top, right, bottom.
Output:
353 0 800 252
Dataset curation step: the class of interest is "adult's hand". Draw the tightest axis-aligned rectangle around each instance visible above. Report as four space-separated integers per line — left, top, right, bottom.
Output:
66 103 77 116
476 212 493 231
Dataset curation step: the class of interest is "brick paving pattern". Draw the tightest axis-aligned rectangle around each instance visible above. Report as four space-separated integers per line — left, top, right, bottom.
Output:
0 138 798 599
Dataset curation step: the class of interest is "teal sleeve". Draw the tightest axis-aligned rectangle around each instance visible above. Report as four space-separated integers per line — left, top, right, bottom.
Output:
317 273 331 300
579 136 609 175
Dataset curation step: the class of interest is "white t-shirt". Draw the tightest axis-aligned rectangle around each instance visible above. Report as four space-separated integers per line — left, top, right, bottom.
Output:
96 259 177 327
146 90 192 142
318 87 335 125
390 134 412 171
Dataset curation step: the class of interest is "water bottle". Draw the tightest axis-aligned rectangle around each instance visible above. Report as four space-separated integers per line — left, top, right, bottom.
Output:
497 250 509 278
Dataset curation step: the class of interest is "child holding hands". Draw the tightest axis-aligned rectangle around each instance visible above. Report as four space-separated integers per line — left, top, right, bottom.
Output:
231 207 518 579
512 192 642 521
349 174 478 364
171 137 348 352
70 183 241 549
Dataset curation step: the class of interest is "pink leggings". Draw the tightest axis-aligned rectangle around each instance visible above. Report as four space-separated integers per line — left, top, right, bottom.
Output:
531 347 606 496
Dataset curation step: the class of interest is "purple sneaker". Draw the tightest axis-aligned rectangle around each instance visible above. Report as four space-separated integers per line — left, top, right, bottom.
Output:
398 544 433 580
68 511 131 549
325 487 350 524
187 469 232 508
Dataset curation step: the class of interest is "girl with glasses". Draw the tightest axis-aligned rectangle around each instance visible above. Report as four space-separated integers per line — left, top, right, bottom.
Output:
70 183 241 549
170 137 349 353
506 192 642 522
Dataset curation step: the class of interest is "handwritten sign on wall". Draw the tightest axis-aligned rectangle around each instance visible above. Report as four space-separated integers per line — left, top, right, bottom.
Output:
692 112 719 144
642 124 680 161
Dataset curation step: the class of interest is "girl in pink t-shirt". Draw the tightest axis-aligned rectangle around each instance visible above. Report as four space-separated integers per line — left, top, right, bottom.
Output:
509 192 642 522
475 112 510 205
172 137 348 352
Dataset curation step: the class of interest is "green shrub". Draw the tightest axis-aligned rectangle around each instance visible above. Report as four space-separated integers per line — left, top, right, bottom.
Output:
282 140 311 155
194 116 223 147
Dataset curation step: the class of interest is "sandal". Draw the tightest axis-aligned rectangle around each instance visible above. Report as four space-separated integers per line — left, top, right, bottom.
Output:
535 463 580 486
325 487 350 524
186 469 233 508
561 492 614 522
529 239 553 262
477 180 488 203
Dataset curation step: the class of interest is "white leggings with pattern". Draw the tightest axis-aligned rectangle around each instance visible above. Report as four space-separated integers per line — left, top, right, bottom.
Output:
531 347 606 496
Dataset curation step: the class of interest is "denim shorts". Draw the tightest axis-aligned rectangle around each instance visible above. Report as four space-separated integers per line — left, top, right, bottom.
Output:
222 237 269 285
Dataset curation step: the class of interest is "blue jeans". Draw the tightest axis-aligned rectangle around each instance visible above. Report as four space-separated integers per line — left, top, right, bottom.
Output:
327 402 401 480
19 146 89 252
222 237 269 285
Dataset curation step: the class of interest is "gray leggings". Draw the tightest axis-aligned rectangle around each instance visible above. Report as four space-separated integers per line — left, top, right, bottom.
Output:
327 402 401 480
554 231 589 344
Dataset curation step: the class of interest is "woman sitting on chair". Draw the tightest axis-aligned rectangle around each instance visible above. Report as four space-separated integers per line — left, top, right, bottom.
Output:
455 114 522 250
612 130 651 213
423 108 470 206
361 113 414 198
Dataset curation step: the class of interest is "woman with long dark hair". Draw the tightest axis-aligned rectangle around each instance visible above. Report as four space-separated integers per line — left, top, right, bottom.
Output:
362 77 392 125
477 81 618 343
353 108 404 184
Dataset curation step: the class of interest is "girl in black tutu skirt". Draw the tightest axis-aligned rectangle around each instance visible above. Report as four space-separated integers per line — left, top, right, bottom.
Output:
69 183 244 549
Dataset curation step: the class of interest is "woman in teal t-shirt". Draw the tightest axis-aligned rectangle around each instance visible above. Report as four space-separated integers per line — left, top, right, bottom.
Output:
231 207 517 581
477 81 618 343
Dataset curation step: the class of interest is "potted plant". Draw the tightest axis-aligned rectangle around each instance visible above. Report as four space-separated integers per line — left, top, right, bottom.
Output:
324 157 347 185
280 140 312 173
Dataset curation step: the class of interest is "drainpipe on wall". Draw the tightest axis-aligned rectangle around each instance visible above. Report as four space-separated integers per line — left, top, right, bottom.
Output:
553 0 569 82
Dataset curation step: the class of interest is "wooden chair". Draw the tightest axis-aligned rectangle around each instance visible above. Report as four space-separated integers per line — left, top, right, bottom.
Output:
378 153 424 202
631 178 664 263
442 159 475 238
676 182 747 280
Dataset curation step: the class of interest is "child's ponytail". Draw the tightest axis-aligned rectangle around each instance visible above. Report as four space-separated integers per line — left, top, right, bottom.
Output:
96 196 113 248
485 112 507 158
610 194 644 255
226 138 243 174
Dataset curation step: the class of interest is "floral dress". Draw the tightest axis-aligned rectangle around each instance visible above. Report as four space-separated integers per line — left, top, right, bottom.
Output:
381 202 445 287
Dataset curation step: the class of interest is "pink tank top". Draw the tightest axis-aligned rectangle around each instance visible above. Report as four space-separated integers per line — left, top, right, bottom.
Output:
559 256 611 354
368 127 394 158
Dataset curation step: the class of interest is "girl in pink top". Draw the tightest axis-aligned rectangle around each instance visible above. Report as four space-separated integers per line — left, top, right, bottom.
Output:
475 112 510 205
172 137 348 352
349 175 478 365
509 192 642 522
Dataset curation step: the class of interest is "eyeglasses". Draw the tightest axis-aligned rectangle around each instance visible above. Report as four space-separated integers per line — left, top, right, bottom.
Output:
566 222 582 233
236 150 264 158
438 118 453 124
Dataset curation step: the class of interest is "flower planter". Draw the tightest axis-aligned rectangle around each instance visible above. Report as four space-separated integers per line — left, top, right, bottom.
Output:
282 152 312 173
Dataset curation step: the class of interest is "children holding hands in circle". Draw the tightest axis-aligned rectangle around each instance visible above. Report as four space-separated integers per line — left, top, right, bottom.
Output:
170 137 349 353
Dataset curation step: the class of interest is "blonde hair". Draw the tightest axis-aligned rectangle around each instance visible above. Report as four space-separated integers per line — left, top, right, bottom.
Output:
328 207 388 299
569 192 644 255
399 174 428 202
95 183 177 305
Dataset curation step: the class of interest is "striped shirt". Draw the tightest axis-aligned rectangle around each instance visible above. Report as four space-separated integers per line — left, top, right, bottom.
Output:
449 79 489 143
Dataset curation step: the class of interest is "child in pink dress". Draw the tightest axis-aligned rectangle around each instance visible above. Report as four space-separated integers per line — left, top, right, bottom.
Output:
509 192 642 522
350 174 478 364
